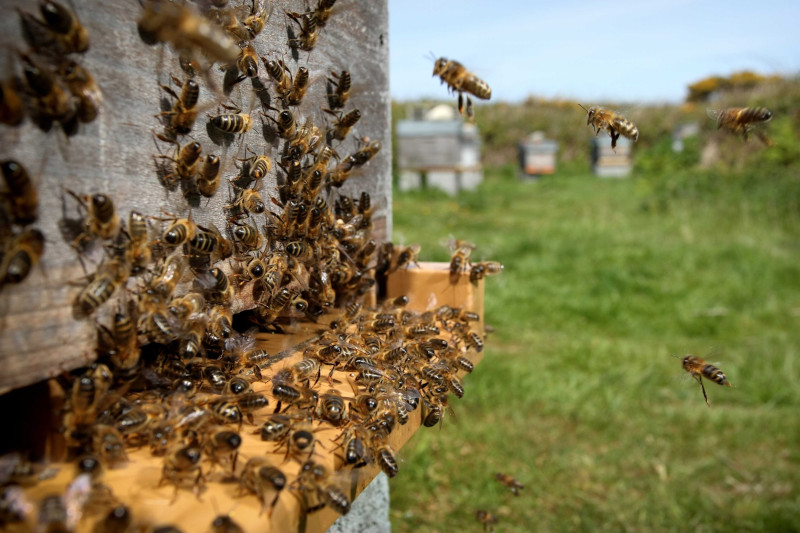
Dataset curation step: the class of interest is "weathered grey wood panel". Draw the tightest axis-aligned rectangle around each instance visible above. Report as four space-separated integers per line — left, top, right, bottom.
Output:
0 0 391 394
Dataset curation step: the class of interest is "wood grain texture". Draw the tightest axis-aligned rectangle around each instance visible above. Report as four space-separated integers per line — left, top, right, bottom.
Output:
0 0 392 395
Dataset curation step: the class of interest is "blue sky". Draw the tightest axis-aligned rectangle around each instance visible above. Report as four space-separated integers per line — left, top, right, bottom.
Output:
389 0 800 103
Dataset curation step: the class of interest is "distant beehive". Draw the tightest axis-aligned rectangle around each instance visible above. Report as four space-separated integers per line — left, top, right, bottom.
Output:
396 105 482 194
591 135 633 177
518 131 558 178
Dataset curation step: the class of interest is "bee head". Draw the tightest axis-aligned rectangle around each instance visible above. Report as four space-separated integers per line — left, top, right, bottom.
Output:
760 109 773 121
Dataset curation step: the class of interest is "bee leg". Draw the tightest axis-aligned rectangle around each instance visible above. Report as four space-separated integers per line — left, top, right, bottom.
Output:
697 376 710 407
457 92 464 115
466 96 474 120
610 129 620 151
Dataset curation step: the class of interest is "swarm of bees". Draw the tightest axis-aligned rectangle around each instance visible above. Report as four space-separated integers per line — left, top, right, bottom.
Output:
0 0 498 531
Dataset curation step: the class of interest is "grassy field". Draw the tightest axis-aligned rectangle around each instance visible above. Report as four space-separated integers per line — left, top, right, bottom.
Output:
387 164 800 532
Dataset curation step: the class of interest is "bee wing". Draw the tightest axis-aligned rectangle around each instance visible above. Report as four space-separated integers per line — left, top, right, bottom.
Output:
706 108 723 121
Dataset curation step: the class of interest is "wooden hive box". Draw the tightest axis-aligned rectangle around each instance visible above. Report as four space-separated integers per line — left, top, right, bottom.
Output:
0 0 391 395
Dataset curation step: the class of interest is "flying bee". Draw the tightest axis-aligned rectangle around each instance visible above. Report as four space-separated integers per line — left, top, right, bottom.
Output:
389 244 420 273
286 66 309 106
0 80 25 126
19 52 74 128
209 106 252 134
679 354 732 407
707 107 774 145
286 10 319 52
262 58 292 100
325 108 360 141
476 510 498 532
56 59 101 123
0 229 45 288
431 56 492 119
579 104 639 150
240 458 285 517
327 69 350 109
495 472 524 496
470 260 503 284
159 75 199 138
137 0 239 65
351 137 381 167
231 43 258 85
2 160 38 225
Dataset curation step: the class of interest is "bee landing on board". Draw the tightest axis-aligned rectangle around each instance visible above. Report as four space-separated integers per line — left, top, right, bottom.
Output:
430 55 491 120
677 354 732 407
579 104 639 151
707 107 773 146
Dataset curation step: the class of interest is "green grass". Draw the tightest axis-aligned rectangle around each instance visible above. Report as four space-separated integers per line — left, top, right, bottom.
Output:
388 165 800 532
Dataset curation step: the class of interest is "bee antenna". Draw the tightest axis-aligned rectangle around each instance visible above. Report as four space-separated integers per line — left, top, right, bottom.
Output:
577 104 588 112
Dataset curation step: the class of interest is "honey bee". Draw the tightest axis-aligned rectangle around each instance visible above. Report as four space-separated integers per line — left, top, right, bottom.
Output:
56 59 101 123
66 190 121 244
19 52 74 128
232 43 258 85
94 505 132 533
679 354 732 406
241 1 272 40
159 445 204 501
94 424 129 467
431 56 492 119
291 460 350 515
495 472 524 496
240 457 286 517
105 304 140 380
137 0 239 65
210 513 244 533
469 261 503 284
286 66 309 106
315 0 337 26
449 240 475 283
186 223 232 260
289 121 323 157
475 509 498 532
159 76 199 138
124 211 151 274
245 153 272 184
203 428 241 475
209 107 252 134
73 256 129 318
159 214 196 247
265 108 296 139
197 155 221 198
389 244 420 273
231 222 263 250
317 389 347 426
39 0 90 54
227 187 265 218
0 80 25 126
286 11 319 52
327 69 350 109
579 104 639 150
199 267 234 305
325 108 361 142
156 141 202 186
1 160 38 225
351 137 381 167
707 107 773 145
262 58 292 100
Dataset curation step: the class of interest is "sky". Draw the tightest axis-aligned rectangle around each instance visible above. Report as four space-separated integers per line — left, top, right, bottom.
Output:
389 0 800 104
